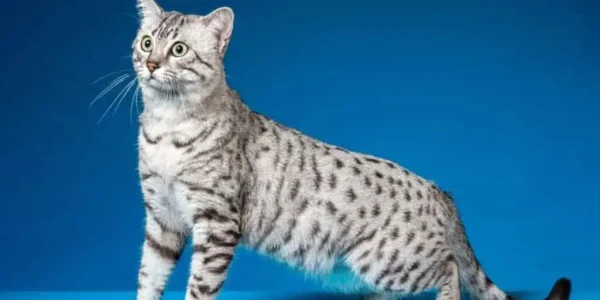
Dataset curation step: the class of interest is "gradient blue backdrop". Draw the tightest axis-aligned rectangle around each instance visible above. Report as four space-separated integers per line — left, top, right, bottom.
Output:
1 0 598 295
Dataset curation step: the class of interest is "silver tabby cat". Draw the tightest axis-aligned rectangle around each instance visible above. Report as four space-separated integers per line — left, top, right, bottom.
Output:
132 1 571 299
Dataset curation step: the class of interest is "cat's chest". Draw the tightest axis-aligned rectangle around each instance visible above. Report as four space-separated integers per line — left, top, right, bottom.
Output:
142 139 186 179
140 120 197 179
140 137 195 229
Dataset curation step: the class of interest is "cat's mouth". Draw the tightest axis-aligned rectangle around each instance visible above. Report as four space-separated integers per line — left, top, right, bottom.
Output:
146 77 163 88
145 77 182 95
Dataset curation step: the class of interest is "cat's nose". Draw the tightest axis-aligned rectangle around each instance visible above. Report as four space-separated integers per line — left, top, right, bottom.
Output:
146 61 160 73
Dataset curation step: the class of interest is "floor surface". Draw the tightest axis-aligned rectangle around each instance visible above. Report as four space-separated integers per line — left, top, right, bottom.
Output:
0 291 597 300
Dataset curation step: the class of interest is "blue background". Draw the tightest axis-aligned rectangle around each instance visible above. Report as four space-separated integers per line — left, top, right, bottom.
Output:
1 0 598 296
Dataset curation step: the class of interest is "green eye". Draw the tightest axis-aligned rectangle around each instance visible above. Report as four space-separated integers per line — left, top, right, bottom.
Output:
140 36 153 52
171 42 188 57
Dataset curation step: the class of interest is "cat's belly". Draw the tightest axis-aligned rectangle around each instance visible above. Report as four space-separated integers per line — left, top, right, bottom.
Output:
318 260 372 293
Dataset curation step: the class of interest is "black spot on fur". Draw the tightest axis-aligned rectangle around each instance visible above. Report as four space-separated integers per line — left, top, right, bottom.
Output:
414 243 424 255
311 222 321 237
359 207 366 218
326 201 338 215
405 231 415 246
347 188 357 202
335 158 344 169
290 180 300 201
360 265 371 274
329 173 337 189
391 227 400 240
365 158 381 164
409 261 420 271
372 204 381 217
404 211 412 222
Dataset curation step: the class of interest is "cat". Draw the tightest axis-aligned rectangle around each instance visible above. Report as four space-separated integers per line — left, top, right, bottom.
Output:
131 1 572 299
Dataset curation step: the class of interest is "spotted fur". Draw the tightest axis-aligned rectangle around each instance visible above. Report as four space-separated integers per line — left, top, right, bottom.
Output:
132 1 571 300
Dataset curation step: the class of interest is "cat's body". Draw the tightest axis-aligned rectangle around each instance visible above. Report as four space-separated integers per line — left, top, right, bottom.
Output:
131 1 571 300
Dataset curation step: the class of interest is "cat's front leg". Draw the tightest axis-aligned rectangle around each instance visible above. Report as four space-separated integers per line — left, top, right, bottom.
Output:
137 206 188 300
185 201 241 300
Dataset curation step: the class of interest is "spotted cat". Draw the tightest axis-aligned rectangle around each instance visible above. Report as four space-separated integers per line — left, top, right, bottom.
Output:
131 1 571 299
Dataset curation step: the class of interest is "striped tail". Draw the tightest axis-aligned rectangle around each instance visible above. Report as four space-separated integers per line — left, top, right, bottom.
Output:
544 278 571 300
440 191 571 300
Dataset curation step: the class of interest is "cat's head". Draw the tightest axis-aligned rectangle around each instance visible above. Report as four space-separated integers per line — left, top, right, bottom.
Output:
132 0 233 101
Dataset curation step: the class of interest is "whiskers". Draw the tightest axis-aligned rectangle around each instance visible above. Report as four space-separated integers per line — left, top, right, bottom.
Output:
130 85 141 125
164 77 189 119
90 69 142 125
122 12 140 22
91 69 130 86
90 73 130 108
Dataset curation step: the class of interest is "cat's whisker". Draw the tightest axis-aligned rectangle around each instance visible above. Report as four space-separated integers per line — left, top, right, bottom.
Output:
90 74 130 108
122 12 140 21
113 77 138 116
97 77 136 124
135 85 141 113
91 69 131 85
130 85 141 125
165 81 173 102
173 82 188 119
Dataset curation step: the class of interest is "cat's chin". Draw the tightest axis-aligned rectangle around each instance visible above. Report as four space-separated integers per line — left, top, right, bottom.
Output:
143 78 177 94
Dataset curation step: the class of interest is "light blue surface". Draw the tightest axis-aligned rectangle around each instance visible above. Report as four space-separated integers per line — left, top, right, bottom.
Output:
0 292 597 300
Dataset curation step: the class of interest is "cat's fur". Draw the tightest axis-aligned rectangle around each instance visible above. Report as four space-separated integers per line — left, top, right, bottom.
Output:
132 1 572 299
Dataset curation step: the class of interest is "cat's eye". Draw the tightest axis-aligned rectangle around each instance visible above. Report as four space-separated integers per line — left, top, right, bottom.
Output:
140 36 153 52
171 42 188 57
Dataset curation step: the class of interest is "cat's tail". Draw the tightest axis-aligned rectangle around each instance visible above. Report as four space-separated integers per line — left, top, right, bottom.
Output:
440 192 572 300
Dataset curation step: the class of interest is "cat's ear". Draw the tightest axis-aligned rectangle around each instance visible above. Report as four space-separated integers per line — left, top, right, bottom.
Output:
137 0 163 21
205 7 234 57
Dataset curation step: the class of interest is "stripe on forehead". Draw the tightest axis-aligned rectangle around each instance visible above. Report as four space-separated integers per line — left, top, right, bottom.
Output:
154 13 185 39
164 14 186 40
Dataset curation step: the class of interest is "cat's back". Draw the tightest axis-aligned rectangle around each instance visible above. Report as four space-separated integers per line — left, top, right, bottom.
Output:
246 112 442 211
241 112 454 273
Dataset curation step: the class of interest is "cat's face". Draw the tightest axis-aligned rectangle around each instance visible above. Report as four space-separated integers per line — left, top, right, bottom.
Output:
132 0 233 100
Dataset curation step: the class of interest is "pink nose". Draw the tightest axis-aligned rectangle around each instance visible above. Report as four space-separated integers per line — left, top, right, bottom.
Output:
146 61 160 72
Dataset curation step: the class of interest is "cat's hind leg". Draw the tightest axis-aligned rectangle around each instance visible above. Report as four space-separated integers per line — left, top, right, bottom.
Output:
355 259 460 300
343 238 459 300
435 259 460 300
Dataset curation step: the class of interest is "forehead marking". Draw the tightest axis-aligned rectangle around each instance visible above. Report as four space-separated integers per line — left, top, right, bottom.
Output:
157 13 184 39
151 13 173 36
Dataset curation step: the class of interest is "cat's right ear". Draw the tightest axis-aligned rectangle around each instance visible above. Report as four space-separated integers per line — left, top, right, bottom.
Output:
136 0 163 22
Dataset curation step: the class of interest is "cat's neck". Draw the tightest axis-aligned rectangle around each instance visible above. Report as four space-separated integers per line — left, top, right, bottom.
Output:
139 82 248 128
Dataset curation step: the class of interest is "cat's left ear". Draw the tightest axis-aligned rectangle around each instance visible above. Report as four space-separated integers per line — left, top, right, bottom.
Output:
205 7 234 58
137 0 163 21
